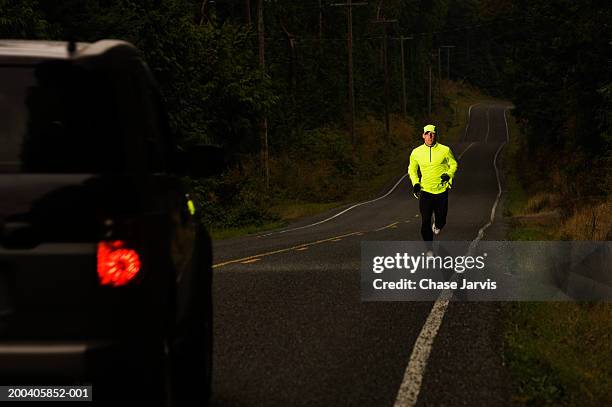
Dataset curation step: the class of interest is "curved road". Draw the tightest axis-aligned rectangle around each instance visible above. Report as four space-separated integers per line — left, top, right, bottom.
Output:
211 102 514 407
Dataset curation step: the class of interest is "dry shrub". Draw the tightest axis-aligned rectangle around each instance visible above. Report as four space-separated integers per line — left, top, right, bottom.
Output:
389 114 414 142
524 192 560 214
557 199 612 240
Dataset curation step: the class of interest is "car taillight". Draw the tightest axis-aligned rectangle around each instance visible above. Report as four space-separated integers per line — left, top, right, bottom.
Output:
97 240 141 286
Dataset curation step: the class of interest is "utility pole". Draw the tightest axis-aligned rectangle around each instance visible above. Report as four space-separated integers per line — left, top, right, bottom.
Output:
257 0 269 189
437 47 443 107
428 57 432 116
332 1 368 145
441 45 455 79
392 36 413 118
373 18 397 138
437 47 441 85
318 0 323 41
466 31 470 79
244 0 251 27
409 39 414 85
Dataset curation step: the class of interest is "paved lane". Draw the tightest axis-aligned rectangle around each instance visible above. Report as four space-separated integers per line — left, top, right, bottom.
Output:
212 102 513 406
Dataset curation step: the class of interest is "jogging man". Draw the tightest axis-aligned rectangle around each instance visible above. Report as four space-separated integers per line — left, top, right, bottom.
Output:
408 124 458 246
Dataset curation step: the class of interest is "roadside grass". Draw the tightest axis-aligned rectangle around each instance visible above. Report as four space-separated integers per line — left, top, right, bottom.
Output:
503 111 612 406
269 201 342 222
506 302 612 407
507 225 554 241
557 200 612 240
210 220 286 240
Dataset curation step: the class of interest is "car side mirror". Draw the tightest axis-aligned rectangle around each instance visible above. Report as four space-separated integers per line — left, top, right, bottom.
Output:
171 145 227 177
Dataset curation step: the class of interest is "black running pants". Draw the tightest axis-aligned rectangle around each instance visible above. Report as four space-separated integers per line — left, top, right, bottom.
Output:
419 190 449 241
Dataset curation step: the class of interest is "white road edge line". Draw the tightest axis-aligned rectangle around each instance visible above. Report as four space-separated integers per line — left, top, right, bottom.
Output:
457 142 474 161
463 103 479 141
258 107 480 239
393 106 509 407
257 175 408 237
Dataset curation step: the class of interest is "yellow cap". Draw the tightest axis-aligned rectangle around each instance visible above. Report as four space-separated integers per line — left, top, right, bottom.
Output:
423 124 436 133
187 199 196 216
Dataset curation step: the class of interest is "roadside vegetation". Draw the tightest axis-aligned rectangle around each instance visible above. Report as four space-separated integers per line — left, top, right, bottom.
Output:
503 112 611 407
498 4 610 401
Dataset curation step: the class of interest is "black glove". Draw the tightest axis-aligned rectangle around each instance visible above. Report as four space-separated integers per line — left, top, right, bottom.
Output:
440 173 450 183
412 183 421 198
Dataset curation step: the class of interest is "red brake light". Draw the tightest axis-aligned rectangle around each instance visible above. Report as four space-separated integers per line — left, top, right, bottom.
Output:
97 240 141 286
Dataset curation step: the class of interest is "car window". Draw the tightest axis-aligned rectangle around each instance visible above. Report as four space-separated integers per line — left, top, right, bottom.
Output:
0 66 36 172
0 60 153 173
125 62 170 173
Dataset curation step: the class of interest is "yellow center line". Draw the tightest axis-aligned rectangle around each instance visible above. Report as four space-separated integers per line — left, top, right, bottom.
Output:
241 258 261 264
375 221 399 231
214 216 416 269
213 230 364 268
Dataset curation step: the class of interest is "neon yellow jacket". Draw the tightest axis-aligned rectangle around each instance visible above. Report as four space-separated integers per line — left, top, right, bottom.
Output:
408 142 458 194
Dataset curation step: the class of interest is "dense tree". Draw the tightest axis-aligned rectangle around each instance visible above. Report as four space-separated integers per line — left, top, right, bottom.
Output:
0 0 52 37
1 0 609 225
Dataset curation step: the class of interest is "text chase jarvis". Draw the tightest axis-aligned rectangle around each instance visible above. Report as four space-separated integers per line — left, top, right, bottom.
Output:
371 252 497 290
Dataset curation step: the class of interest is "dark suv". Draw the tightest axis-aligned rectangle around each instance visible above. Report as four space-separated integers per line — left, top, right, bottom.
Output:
0 40 214 405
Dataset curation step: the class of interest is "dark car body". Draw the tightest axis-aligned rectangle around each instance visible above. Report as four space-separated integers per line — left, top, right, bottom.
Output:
0 40 213 405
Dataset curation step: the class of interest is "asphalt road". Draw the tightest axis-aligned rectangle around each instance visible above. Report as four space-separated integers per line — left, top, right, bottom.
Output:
211 102 514 407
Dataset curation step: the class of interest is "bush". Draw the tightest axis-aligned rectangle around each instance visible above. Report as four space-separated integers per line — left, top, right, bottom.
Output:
190 173 277 230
